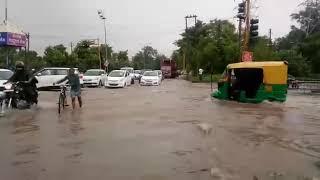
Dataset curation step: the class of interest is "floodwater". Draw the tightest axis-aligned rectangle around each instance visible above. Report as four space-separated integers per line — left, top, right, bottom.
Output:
0 79 319 180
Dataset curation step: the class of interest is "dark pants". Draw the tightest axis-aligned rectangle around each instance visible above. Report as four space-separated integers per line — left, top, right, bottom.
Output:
22 84 37 104
199 74 203 81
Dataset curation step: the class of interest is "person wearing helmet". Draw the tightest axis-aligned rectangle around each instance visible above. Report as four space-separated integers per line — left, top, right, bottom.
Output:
7 61 38 104
8 61 29 82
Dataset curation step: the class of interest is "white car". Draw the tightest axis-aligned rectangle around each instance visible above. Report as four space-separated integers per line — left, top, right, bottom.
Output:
0 69 13 91
105 70 132 88
83 69 107 87
35 67 83 89
120 67 135 84
140 71 161 86
155 70 163 81
134 70 142 80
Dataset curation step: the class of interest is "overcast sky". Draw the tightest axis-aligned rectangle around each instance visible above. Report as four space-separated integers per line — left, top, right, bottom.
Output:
0 0 303 57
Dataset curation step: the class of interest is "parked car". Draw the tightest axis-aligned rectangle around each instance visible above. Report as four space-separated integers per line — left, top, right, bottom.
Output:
0 69 13 91
139 69 153 83
155 70 164 81
134 70 142 80
120 67 135 84
83 69 107 87
105 70 132 88
35 67 83 89
140 71 161 86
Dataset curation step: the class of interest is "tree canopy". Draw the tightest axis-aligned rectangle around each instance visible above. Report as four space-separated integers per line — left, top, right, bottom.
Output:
172 0 319 77
132 46 164 70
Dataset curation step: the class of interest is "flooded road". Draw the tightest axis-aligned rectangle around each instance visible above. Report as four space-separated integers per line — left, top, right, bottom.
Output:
0 79 319 180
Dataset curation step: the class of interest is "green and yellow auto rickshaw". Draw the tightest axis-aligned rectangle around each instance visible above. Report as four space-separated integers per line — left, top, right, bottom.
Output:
212 61 288 103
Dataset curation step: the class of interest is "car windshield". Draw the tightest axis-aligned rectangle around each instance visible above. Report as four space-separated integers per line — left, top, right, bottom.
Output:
0 71 13 80
56 69 69 75
134 70 141 74
109 71 125 77
143 71 157 76
85 71 100 76
121 68 133 73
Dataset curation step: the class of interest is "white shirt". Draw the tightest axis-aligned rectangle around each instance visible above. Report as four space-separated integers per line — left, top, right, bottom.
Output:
199 69 204 75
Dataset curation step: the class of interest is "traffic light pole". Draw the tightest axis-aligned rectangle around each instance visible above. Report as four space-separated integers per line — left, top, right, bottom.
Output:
243 0 250 51
238 19 243 62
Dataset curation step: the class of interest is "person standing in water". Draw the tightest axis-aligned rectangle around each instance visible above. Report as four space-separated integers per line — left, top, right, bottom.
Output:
55 68 82 109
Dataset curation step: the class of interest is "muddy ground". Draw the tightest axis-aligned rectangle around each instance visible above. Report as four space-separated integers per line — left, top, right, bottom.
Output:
0 79 319 180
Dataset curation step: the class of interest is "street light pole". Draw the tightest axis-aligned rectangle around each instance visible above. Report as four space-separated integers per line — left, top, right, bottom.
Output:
98 10 108 72
5 0 8 24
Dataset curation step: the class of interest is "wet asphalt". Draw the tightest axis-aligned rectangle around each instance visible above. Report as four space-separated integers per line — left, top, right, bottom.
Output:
0 79 319 180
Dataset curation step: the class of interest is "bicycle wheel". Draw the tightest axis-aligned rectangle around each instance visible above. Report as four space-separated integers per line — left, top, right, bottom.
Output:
58 94 63 114
62 95 65 109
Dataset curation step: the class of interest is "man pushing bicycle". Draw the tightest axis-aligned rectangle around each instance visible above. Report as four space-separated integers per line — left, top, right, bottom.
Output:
54 68 82 110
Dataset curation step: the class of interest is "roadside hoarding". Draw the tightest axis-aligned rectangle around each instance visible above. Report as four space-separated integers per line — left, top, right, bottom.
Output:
0 32 26 47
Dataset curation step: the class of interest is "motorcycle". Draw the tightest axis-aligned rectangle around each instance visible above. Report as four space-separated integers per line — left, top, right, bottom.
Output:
0 81 38 112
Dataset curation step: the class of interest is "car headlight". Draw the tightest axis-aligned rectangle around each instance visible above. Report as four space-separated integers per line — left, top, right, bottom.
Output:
4 83 12 90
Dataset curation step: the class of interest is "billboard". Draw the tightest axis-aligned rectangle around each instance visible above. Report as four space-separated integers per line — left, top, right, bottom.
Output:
0 32 26 47
0 32 6 46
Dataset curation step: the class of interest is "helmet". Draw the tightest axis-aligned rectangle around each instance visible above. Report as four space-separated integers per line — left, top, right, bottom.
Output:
15 61 25 70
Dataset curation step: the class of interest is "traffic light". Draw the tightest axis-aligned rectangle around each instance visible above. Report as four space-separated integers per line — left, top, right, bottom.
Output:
237 2 246 20
250 19 259 38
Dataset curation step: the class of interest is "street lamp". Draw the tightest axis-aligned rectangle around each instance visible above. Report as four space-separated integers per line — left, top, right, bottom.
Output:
97 10 108 71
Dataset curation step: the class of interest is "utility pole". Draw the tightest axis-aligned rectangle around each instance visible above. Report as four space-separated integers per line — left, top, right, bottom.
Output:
237 1 246 61
243 0 251 51
5 0 8 68
184 15 197 72
97 38 102 69
25 33 30 68
5 0 8 24
269 29 272 47
238 19 243 61
70 42 73 53
103 18 107 62
27 33 30 52
183 16 187 72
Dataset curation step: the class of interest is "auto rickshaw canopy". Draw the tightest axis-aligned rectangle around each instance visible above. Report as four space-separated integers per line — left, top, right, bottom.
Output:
227 61 288 85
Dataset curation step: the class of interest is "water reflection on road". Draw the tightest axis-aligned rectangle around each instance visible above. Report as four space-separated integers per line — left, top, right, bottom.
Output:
0 79 319 180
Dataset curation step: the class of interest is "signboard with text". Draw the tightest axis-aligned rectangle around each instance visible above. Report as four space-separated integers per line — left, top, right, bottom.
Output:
242 51 253 62
0 32 26 47
0 32 7 46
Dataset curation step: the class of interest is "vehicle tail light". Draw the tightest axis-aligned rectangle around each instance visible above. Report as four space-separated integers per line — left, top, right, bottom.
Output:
80 74 83 79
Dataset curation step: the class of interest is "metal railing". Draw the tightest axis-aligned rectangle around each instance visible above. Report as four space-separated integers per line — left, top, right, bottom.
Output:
288 79 320 93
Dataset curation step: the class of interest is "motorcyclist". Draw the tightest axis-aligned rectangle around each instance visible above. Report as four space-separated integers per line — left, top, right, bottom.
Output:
6 61 38 104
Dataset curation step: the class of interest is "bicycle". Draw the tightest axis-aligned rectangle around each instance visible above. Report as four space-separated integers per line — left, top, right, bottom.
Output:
58 85 67 114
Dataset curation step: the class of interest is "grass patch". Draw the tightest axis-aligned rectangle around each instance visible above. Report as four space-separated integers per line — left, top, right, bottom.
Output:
191 74 221 83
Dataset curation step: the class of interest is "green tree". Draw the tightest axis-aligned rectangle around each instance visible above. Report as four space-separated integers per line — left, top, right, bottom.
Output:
174 19 239 74
132 51 144 70
291 0 320 36
132 46 161 70
252 36 280 61
43 44 68 67
117 50 130 68
275 0 320 75
300 32 320 73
